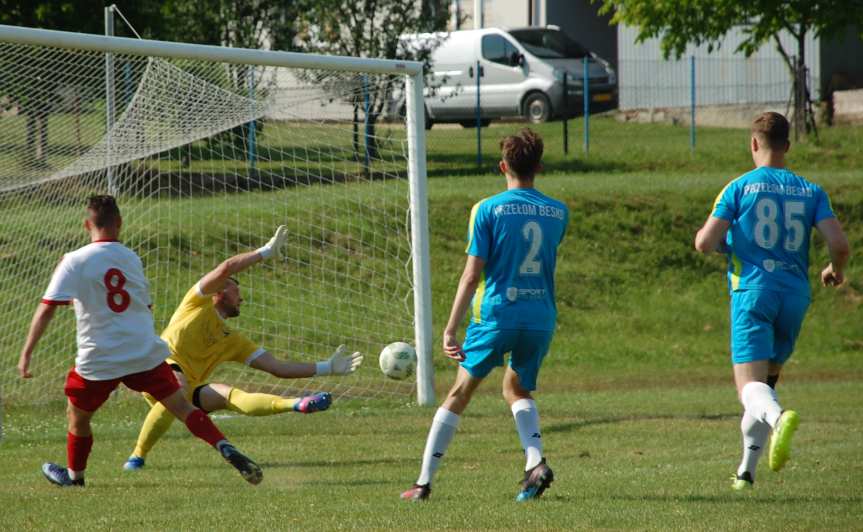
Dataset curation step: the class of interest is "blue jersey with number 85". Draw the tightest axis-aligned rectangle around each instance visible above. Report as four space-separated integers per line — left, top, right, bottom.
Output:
466 188 569 331
712 166 835 294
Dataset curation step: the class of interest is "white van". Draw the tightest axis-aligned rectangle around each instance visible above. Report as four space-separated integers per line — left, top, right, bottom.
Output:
401 26 617 127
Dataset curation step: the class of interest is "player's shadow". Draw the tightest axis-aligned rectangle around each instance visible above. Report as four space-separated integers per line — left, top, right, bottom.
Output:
260 457 399 469
544 413 739 434
302 478 390 487
610 493 863 505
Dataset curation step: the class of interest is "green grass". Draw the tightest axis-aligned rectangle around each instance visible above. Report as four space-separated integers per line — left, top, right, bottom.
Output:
2 376 862 529
2 117 862 529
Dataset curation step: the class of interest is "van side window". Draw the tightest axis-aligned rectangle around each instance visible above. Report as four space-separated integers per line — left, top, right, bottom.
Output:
482 35 518 65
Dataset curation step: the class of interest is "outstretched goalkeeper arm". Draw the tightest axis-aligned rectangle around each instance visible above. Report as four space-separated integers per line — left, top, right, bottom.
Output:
198 225 288 296
250 345 363 378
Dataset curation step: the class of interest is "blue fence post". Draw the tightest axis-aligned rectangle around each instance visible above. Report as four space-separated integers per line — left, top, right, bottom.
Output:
475 60 482 170
690 55 696 152
247 68 256 173
583 58 589 156
363 74 371 174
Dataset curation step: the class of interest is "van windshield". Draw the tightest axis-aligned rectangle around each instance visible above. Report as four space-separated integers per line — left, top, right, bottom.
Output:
508 29 588 59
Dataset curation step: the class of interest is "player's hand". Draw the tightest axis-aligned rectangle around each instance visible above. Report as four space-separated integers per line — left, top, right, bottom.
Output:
821 263 845 287
259 225 288 260
442 330 465 362
17 354 32 379
329 345 363 375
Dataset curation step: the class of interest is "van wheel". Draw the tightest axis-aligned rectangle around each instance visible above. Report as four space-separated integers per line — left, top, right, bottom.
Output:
459 119 491 128
523 92 551 123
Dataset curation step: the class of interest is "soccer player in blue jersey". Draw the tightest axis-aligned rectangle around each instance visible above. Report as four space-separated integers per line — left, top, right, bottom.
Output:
401 129 569 502
694 112 850 490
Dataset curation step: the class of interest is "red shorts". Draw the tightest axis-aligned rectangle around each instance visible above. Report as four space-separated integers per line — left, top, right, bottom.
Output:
64 362 181 412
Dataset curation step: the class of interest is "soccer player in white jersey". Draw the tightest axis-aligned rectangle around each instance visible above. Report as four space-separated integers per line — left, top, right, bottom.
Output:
401 129 569 502
17 195 263 487
122 226 362 471
695 113 850 490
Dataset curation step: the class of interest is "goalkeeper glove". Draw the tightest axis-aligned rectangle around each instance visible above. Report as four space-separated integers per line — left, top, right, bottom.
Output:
257 225 287 260
315 345 363 376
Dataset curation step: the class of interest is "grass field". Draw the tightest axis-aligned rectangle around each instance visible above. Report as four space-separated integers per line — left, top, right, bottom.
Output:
2 117 862 529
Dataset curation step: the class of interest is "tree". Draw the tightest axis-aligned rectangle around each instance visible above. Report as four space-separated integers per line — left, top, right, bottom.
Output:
595 0 863 137
294 0 449 163
0 1 165 167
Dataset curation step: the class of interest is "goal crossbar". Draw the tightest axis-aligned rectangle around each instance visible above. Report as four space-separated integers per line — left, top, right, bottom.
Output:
0 24 423 76
0 24 435 406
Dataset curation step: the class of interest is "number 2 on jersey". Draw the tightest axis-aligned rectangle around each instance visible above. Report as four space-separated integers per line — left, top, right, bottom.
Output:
753 198 805 251
104 268 131 313
519 221 543 275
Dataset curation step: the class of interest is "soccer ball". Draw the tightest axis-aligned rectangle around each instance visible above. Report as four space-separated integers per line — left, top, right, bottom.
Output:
379 342 417 380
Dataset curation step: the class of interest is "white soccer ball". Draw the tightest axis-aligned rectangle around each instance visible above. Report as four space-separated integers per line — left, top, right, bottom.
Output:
379 341 417 380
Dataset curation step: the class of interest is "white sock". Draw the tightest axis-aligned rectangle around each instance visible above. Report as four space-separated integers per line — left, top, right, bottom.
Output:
416 408 460 486
740 381 783 428
511 398 543 471
67 468 83 481
737 411 770 479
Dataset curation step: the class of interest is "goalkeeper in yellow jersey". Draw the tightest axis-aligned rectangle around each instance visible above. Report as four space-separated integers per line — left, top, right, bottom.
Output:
123 226 363 471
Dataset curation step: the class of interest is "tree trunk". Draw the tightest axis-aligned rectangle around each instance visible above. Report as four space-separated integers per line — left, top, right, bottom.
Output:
793 29 806 140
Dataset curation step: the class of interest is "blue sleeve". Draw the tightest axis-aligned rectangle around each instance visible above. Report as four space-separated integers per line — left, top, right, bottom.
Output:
465 201 491 260
560 205 570 244
711 181 737 221
813 186 836 224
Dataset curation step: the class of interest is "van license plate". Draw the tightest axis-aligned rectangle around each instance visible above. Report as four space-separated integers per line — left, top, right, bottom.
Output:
592 93 612 102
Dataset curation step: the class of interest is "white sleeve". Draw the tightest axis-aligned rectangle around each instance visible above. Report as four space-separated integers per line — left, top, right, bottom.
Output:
42 256 77 304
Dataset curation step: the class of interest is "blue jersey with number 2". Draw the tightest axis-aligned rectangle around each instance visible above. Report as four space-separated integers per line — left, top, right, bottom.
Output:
712 166 835 294
466 188 569 331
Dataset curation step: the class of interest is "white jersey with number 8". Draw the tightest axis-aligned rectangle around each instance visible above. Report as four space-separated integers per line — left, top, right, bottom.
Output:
42 240 169 380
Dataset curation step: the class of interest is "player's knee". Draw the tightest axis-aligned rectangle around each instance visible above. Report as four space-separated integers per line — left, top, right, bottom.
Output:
66 405 93 435
195 383 229 412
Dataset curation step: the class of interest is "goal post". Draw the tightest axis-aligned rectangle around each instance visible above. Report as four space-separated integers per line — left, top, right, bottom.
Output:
0 24 435 406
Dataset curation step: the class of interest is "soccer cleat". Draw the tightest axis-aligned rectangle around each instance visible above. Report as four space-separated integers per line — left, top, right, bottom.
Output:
732 471 754 491
219 443 263 485
123 456 145 471
515 458 554 502
769 410 799 472
42 463 84 487
293 392 332 414
400 483 431 502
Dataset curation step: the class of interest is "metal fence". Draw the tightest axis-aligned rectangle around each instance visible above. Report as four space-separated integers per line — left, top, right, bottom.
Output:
421 55 814 170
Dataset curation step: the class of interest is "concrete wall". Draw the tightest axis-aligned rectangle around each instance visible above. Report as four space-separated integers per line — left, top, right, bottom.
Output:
546 0 617 70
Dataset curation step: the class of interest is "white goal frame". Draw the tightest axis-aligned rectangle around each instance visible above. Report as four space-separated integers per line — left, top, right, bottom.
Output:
0 24 435 406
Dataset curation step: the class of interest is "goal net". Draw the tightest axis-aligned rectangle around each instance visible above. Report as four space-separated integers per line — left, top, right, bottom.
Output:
0 26 433 406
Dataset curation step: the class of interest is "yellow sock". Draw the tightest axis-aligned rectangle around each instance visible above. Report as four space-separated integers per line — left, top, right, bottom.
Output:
132 396 176 458
226 388 298 416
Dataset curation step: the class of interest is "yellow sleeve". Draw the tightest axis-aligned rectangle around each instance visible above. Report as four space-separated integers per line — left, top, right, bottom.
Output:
223 331 261 365
175 283 211 315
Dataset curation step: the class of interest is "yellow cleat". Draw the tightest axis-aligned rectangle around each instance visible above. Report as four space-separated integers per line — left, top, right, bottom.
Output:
769 410 799 472
731 472 753 491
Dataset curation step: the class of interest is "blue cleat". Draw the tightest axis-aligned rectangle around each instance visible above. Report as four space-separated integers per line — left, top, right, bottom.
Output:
123 456 145 471
515 459 554 502
293 392 332 414
42 462 84 487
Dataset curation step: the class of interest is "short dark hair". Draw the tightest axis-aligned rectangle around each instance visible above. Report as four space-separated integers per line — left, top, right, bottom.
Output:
752 112 790 151
87 195 121 229
500 128 544 179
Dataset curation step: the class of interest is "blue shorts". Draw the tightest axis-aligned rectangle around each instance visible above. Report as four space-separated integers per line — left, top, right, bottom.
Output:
459 323 554 391
730 289 810 365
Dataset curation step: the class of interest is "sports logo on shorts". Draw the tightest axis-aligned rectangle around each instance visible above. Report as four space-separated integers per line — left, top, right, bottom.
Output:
506 287 518 302
763 259 776 272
